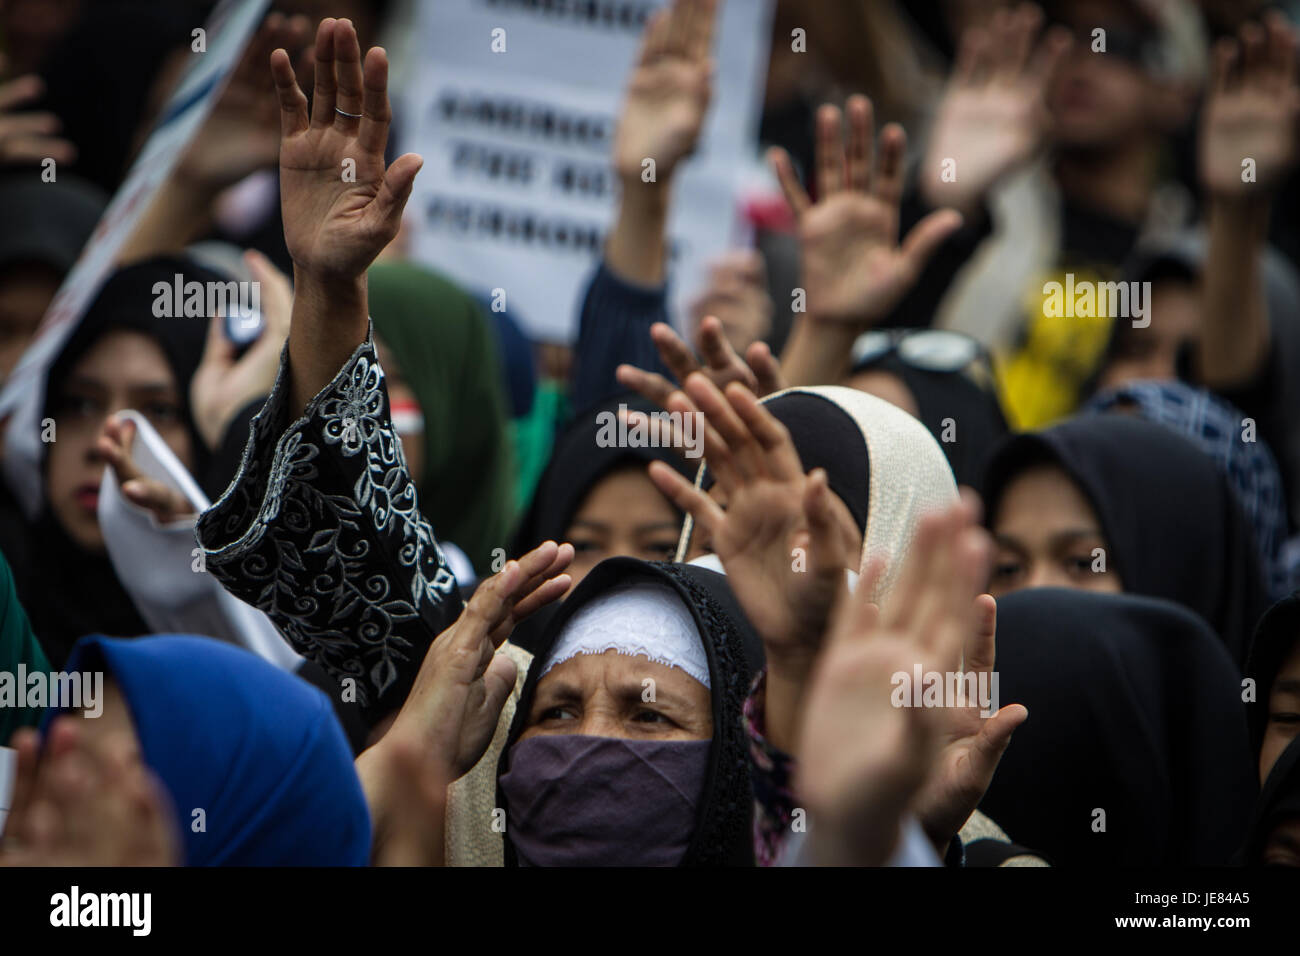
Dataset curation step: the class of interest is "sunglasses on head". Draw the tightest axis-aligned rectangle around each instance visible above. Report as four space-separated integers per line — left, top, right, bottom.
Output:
851 329 989 373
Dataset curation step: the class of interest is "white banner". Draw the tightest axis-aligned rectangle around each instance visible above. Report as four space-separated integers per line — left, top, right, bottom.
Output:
0 0 270 517
401 0 773 343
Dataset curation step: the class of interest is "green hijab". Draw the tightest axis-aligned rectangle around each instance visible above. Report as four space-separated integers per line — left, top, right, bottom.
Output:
368 262 516 573
0 547 51 744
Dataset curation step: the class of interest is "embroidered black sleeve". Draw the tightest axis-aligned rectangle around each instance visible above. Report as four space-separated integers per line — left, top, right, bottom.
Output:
195 325 462 721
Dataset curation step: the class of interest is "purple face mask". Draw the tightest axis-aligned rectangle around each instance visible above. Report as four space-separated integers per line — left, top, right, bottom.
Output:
499 734 711 867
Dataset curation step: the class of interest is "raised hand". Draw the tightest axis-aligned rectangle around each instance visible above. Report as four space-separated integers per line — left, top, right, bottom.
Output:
689 250 774 355
95 415 194 523
771 96 963 327
177 12 311 194
920 4 1069 217
382 540 574 780
274 17 422 283
795 502 995 866
611 0 717 184
0 60 75 166
912 588 1028 852
190 250 293 450
358 541 573 864
615 316 785 409
643 374 856 677
1200 12 1300 198
0 721 180 867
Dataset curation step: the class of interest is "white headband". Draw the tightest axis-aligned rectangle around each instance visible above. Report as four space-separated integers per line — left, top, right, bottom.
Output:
541 581 710 689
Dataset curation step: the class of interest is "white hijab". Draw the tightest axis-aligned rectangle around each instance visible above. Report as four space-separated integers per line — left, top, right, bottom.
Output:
674 385 958 610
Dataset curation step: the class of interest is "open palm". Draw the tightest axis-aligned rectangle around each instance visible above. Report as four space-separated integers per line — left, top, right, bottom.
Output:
612 0 716 181
1201 14 1300 196
273 18 422 281
772 96 962 326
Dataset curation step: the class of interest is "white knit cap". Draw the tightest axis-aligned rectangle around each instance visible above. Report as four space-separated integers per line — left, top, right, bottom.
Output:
541 581 710 689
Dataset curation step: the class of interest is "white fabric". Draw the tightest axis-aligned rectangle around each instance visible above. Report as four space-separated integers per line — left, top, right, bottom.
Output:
675 385 958 610
98 411 302 671
541 581 709 689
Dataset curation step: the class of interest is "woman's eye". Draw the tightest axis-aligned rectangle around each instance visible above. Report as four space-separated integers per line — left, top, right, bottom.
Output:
569 540 602 555
644 541 677 560
990 560 1022 582
59 395 101 419
540 706 577 722
1269 712 1300 725
633 709 670 724
1066 555 1095 576
144 402 182 424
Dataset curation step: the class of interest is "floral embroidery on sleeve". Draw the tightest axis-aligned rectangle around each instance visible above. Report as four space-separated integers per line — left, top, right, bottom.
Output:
196 325 461 721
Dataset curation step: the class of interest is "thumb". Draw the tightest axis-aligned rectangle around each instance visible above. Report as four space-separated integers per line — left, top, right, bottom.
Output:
374 152 423 232
198 312 237 371
900 208 964 276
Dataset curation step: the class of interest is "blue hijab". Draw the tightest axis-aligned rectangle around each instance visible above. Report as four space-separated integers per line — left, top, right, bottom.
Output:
51 635 370 866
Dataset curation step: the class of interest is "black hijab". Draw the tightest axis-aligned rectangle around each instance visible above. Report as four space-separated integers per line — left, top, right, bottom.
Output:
980 588 1256 866
853 353 1008 488
982 415 1269 666
512 394 695 554
0 256 216 666
1244 590 1300 755
1242 735 1300 865
498 556 764 867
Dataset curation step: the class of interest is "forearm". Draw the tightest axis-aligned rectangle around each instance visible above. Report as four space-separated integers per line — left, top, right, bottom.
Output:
779 315 860 387
604 177 671 286
288 270 370 415
1198 197 1272 388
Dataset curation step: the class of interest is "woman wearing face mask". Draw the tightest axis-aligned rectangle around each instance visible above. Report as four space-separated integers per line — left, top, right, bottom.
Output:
981 415 1270 666
980 587 1256 867
496 557 762 866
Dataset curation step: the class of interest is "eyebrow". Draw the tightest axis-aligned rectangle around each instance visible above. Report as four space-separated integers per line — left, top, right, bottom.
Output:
1272 678 1300 696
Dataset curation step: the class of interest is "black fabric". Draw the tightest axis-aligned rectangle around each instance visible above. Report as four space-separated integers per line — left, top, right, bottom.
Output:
1244 590 1300 755
982 415 1269 666
1241 735 1300 865
980 588 1256 866
498 556 764 867
700 391 871 537
201 396 266 503
853 352 1008 488
511 393 693 555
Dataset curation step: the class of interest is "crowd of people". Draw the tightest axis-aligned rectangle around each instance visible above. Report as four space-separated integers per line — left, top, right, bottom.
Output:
0 0 1298 869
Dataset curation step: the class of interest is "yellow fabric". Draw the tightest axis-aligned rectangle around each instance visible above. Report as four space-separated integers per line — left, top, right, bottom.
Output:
997 266 1116 430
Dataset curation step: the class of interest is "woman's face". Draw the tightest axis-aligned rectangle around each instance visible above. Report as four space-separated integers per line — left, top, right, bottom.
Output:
373 335 425 487
520 651 713 742
989 463 1122 597
563 467 681 586
1261 639 1300 785
46 330 192 550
